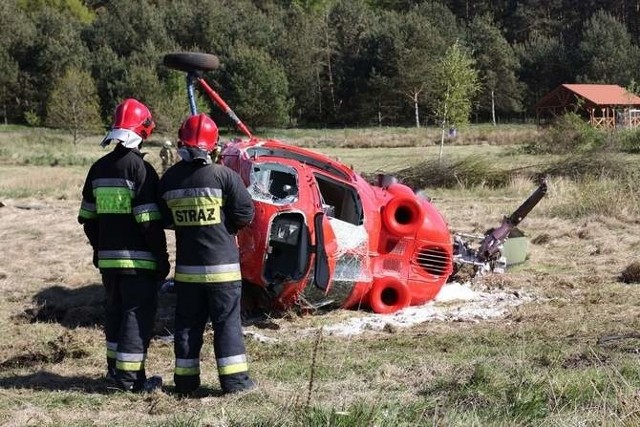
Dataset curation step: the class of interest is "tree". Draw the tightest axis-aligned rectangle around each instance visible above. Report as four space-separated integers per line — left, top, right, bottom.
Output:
502 0 564 44
277 4 328 125
360 13 404 125
0 0 36 123
576 10 640 86
222 45 292 128
467 14 523 124
15 6 89 122
145 69 209 134
17 0 95 23
84 0 171 57
153 72 200 135
0 48 19 125
514 32 572 113
46 68 103 144
325 0 379 125
430 41 480 160
390 4 460 127
89 45 129 120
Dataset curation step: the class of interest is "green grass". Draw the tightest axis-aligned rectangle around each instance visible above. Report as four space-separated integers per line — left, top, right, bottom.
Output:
1 126 640 426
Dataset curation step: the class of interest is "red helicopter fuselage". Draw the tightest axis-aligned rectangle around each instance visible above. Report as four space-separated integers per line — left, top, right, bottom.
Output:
221 137 453 314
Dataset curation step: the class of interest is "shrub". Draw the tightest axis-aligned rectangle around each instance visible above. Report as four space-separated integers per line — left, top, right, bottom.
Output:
24 110 41 127
548 176 640 220
524 113 605 154
542 153 634 180
394 156 514 189
616 128 640 153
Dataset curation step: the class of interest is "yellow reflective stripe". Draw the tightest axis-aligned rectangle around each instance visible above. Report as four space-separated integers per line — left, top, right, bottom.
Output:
175 366 200 376
98 259 157 270
106 341 117 359
218 362 248 376
116 360 144 371
79 208 97 219
116 361 144 371
94 188 133 214
175 271 242 283
135 211 161 223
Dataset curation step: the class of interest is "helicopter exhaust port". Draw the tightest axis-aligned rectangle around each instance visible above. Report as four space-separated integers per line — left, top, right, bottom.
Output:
380 182 425 237
382 196 424 237
368 276 411 314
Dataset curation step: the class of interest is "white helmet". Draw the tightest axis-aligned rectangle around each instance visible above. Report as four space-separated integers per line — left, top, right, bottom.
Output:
163 140 172 148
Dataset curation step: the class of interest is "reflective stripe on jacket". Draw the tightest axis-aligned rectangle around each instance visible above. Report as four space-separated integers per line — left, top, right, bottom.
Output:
78 144 166 275
158 159 254 283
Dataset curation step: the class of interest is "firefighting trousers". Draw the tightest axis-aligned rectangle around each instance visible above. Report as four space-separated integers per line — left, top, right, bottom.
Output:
173 280 252 394
103 274 158 391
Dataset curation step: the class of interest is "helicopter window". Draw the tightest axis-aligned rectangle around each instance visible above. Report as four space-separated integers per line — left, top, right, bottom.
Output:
249 164 298 205
314 174 363 226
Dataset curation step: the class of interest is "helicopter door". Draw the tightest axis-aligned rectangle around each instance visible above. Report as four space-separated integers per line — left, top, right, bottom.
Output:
264 212 310 285
313 212 337 292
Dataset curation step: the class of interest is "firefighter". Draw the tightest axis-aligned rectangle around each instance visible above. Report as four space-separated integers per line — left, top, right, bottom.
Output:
78 98 170 392
158 113 256 395
159 140 175 173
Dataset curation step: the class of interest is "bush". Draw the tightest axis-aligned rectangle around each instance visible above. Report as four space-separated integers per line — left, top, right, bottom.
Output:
542 153 634 180
548 176 640 220
616 128 640 153
524 113 605 154
394 156 514 189
24 111 41 127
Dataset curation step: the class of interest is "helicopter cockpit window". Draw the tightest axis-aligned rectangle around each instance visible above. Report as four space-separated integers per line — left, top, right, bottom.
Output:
248 163 298 205
314 173 364 226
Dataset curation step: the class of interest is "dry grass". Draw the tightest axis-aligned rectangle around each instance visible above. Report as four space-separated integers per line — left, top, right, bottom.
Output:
0 128 639 426
264 124 540 148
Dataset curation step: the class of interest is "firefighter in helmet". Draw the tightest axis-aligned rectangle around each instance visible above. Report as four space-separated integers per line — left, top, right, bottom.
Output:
158 113 256 395
78 98 170 392
159 140 175 173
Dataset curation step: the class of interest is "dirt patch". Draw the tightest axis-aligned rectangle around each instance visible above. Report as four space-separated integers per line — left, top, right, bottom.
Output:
16 283 178 338
16 284 104 327
561 351 610 369
0 352 50 369
598 333 640 354
0 332 89 368
619 261 640 284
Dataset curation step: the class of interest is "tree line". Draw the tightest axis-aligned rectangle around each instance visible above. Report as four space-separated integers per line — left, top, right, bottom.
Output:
1 0 639 134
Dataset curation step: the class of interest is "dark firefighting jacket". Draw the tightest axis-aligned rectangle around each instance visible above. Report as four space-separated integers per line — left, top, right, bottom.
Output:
158 156 254 283
78 144 168 276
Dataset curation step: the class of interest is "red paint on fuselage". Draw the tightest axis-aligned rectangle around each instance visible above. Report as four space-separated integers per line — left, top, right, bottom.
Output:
221 137 453 313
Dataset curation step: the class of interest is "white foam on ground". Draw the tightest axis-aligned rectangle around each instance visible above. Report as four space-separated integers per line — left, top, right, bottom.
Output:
242 282 533 342
319 281 531 337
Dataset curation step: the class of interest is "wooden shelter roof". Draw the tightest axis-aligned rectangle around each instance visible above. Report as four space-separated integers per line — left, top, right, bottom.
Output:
536 84 640 111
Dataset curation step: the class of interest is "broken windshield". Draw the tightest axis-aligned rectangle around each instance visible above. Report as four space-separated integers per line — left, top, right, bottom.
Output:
248 163 298 205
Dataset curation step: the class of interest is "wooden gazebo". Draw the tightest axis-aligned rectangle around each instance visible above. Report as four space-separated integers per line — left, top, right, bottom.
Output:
535 84 640 129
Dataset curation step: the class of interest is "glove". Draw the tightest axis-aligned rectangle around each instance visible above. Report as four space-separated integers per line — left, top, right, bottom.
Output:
156 254 170 281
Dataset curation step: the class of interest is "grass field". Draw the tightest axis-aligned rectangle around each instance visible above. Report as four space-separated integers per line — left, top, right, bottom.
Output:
0 125 639 426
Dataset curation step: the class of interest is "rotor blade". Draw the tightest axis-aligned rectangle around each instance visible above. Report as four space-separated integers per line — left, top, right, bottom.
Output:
196 77 253 139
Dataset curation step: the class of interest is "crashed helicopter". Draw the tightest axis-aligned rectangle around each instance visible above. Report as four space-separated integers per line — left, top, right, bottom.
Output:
162 52 547 315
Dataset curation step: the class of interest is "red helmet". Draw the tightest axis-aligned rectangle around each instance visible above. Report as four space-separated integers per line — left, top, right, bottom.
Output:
178 113 219 152
112 98 155 139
